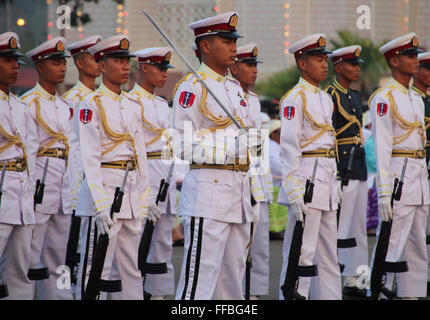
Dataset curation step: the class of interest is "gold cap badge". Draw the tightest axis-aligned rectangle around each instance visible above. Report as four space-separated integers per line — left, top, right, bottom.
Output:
318 36 326 47
252 47 258 57
165 51 172 62
120 38 129 50
9 37 17 49
412 36 418 47
354 48 360 57
228 14 238 28
56 41 65 52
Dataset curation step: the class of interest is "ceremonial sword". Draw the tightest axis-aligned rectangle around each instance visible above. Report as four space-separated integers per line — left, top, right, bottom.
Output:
0 163 6 206
141 9 244 130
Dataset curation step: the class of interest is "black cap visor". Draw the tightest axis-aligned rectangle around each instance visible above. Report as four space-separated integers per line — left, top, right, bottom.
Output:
237 57 263 64
305 47 333 56
102 50 136 60
401 47 424 55
216 31 243 39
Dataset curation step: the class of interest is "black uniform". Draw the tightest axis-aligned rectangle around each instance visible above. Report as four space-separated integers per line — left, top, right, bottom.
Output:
326 80 367 181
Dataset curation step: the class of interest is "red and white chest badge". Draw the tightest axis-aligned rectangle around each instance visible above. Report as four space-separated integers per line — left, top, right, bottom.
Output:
284 106 295 120
69 108 74 120
240 99 247 107
377 103 388 116
80 108 92 124
179 91 195 108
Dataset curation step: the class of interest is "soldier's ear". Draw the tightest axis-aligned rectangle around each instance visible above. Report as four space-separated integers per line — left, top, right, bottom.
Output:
229 64 238 77
98 59 107 74
389 56 399 69
297 56 307 72
35 60 45 74
199 38 211 55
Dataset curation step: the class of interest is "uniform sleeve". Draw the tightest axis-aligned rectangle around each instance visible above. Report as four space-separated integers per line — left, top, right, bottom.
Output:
173 80 233 165
370 92 393 199
280 91 305 204
78 99 111 215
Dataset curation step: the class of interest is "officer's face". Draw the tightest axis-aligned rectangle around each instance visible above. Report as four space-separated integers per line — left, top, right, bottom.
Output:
202 36 237 67
392 53 419 76
300 54 328 83
0 56 19 87
335 61 360 82
37 58 67 84
231 61 258 87
141 64 168 88
99 57 130 85
75 53 100 78
415 66 430 88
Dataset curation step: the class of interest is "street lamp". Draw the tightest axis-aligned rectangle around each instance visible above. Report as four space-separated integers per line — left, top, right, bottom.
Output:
17 18 26 26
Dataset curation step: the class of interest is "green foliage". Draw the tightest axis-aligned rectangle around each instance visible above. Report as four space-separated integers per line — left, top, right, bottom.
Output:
255 30 389 100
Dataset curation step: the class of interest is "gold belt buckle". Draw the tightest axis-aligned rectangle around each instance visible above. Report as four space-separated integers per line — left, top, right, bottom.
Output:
328 149 335 158
15 160 22 170
57 149 65 158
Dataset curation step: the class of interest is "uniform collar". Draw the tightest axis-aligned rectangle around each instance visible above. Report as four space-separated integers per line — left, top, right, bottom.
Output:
76 80 94 95
98 82 121 101
0 89 9 101
389 77 409 95
333 79 348 94
410 85 427 98
200 63 226 83
35 82 56 101
133 83 155 100
298 77 321 93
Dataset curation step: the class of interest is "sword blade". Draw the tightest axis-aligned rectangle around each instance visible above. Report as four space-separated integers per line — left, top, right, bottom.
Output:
121 162 131 192
141 9 243 130
400 157 408 182
347 146 356 171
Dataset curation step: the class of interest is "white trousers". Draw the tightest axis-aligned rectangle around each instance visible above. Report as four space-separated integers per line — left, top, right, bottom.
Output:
338 180 369 278
175 216 250 300
279 207 342 300
29 211 73 300
143 213 175 296
77 217 144 300
242 202 269 296
0 223 33 299
370 204 429 298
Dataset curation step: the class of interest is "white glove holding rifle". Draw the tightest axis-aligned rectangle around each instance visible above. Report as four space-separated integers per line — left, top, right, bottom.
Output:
95 209 115 235
291 197 308 222
378 196 392 222
147 201 162 223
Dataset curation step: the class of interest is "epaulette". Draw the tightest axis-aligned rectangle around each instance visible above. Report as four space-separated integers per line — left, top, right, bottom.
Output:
325 85 335 96
280 84 304 105
83 91 103 104
20 90 39 107
10 93 26 105
226 76 241 86
56 94 69 106
171 73 203 100
368 86 390 106
248 90 258 98
122 90 140 104
155 95 167 103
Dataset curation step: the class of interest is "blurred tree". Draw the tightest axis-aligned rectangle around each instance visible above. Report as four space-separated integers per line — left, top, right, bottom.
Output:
255 30 389 101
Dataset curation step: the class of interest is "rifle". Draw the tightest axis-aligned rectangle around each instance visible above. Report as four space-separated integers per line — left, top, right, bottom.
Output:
0 163 6 207
34 158 49 210
337 146 357 253
65 210 81 285
138 162 173 300
281 158 319 300
83 162 130 300
370 157 409 300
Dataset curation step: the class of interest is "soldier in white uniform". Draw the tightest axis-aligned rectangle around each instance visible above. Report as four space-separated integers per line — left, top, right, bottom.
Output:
230 43 274 299
128 47 176 300
173 12 257 300
77 35 160 300
63 35 102 295
370 33 428 299
21 37 78 300
278 34 342 300
0 32 37 300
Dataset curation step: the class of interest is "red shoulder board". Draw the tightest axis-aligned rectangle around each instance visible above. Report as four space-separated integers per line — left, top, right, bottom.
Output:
80 108 92 124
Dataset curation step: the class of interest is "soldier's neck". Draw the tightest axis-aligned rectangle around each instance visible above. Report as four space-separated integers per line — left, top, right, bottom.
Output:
0 84 9 95
240 83 249 93
412 79 429 95
335 75 350 90
79 74 96 91
137 80 155 94
101 79 121 95
202 59 228 77
391 70 411 90
38 80 57 96
300 74 320 88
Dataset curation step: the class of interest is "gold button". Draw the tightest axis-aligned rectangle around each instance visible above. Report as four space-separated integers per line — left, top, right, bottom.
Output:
20 177 24 183
214 179 218 183
242 173 246 177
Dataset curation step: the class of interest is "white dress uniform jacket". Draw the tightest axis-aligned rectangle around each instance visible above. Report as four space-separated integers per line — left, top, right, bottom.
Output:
77 83 151 219
128 84 176 214
0 90 37 224
278 78 339 210
173 63 253 223
370 77 429 205
21 83 78 215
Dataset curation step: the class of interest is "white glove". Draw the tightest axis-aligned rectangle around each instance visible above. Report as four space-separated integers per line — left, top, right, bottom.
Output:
95 210 114 235
290 197 308 222
147 202 162 223
378 196 392 221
